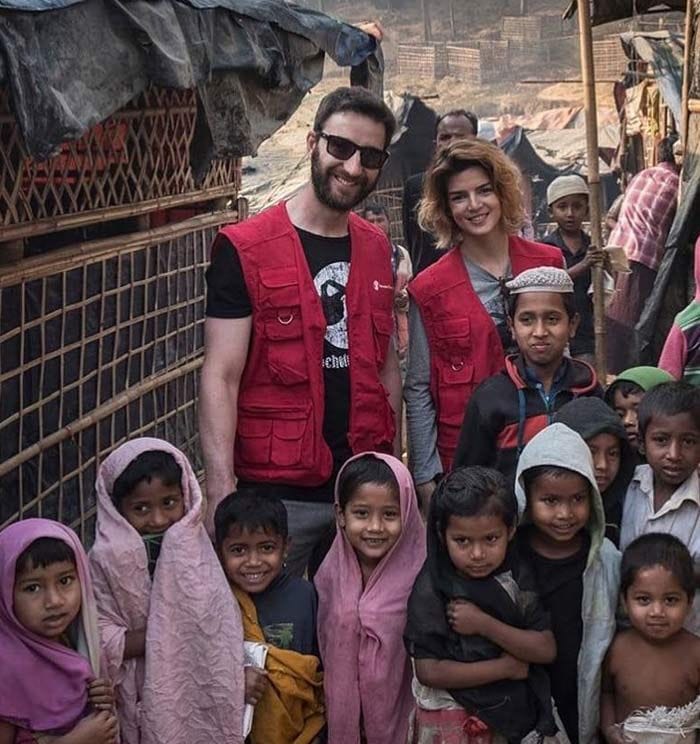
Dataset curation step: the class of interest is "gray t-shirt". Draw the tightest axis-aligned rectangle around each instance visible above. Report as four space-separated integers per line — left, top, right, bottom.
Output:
405 256 511 484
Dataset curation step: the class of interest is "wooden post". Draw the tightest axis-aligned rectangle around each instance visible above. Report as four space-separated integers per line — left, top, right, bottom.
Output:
449 0 457 41
576 0 607 380
421 0 432 43
681 0 693 196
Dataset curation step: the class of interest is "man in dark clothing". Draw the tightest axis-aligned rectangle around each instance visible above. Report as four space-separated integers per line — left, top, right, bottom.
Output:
402 110 478 275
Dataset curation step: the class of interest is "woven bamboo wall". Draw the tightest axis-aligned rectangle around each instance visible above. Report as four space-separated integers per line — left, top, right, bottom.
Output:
0 215 234 543
397 44 448 81
0 87 241 242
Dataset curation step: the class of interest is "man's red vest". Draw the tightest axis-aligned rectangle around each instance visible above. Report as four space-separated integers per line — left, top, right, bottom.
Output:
408 235 564 470
218 202 396 486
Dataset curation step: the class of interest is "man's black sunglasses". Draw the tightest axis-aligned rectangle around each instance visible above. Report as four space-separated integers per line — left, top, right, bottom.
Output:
317 132 389 169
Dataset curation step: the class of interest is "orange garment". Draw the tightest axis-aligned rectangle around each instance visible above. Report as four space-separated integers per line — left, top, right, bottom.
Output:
233 586 325 744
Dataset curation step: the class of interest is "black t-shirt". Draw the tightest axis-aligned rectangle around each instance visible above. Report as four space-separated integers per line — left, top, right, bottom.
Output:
205 230 352 502
518 527 590 744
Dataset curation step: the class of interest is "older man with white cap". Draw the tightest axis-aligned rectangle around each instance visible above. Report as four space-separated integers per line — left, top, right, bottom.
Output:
541 174 605 365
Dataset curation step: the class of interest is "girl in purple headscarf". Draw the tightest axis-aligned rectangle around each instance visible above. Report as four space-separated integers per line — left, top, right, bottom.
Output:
0 518 117 744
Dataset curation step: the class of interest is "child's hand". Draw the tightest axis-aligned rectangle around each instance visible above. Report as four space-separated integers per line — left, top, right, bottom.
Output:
585 245 606 269
244 666 269 705
69 711 119 744
501 653 529 680
88 678 114 711
447 600 491 636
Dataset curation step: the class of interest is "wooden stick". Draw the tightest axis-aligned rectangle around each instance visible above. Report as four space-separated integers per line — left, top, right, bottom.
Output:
0 183 237 243
576 0 607 380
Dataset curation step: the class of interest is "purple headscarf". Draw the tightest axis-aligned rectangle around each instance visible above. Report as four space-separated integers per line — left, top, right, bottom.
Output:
0 518 101 732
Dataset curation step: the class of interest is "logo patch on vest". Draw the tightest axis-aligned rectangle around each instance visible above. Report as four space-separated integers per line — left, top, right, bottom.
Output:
314 261 350 368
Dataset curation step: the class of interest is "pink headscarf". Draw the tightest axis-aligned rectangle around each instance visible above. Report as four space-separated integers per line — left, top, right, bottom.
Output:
0 518 101 733
89 437 245 744
314 453 427 744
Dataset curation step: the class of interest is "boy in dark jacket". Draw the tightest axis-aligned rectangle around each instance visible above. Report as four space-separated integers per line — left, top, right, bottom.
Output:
553 397 636 546
454 266 602 486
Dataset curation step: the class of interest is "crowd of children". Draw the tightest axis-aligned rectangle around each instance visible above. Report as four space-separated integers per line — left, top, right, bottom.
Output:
3 164 700 741
3 362 700 743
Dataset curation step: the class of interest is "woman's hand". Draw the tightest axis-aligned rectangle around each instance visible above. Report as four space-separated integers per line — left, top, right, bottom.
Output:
87 678 114 711
501 653 529 681
244 666 269 705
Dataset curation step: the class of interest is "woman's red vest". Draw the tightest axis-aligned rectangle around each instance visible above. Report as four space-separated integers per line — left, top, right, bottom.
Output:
218 202 396 486
408 236 564 470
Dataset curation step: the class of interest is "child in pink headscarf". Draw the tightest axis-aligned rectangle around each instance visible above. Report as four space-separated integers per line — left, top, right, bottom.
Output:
314 453 427 744
0 518 117 744
89 438 245 744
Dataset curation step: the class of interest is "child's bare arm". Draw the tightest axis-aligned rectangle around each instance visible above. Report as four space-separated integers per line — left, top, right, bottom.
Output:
124 629 146 659
0 721 15 744
600 651 629 744
447 600 556 664
415 654 528 689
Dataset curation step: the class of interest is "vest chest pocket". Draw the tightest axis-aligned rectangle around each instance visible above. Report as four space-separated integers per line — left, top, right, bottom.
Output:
237 403 313 469
436 361 475 428
371 310 394 367
260 267 309 386
432 317 472 356
264 309 309 385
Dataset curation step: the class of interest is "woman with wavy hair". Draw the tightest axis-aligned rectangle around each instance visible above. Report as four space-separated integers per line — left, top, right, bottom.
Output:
405 139 564 508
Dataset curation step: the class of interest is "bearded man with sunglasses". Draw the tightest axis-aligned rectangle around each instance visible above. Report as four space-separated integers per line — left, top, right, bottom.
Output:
200 86 402 577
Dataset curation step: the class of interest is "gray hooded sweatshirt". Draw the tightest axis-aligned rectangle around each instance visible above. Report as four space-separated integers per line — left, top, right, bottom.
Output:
515 423 621 744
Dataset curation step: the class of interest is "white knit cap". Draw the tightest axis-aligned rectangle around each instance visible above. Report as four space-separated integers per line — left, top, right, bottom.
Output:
506 266 574 295
546 174 589 206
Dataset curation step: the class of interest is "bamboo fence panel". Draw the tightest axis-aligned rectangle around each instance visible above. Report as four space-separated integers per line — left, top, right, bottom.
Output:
0 86 240 242
0 216 230 544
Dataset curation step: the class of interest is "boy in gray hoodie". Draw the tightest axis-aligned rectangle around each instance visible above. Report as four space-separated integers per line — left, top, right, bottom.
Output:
516 423 620 744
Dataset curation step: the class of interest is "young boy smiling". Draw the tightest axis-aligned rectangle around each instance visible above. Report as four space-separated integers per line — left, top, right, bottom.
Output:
620 382 700 635
454 266 601 486
214 489 325 744
515 423 620 744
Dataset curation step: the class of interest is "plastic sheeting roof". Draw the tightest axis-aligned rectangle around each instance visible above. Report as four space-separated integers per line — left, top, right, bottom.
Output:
564 0 686 26
0 0 381 181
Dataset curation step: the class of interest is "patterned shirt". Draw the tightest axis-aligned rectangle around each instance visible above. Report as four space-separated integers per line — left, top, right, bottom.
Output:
607 162 679 271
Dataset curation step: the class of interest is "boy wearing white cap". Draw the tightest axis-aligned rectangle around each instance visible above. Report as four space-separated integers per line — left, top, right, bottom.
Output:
541 174 605 365
453 266 602 486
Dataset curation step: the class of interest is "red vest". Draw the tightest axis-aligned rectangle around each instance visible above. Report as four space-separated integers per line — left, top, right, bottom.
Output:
219 202 396 486
408 235 564 470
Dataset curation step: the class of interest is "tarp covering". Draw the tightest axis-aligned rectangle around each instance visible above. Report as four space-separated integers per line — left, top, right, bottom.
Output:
565 0 686 26
620 31 684 125
0 0 381 182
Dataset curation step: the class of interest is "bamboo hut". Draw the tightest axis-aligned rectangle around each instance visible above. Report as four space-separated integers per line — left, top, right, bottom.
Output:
0 0 382 541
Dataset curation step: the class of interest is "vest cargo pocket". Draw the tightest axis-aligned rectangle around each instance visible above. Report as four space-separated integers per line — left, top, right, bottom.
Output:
264 308 309 386
236 416 273 465
437 362 475 428
236 403 313 470
271 411 311 467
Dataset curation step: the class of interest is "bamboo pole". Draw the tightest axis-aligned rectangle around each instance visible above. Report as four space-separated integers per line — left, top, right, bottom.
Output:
576 0 607 380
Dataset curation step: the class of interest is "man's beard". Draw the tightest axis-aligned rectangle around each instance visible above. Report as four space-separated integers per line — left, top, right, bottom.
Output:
310 147 379 212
